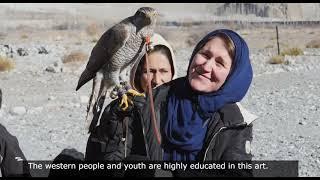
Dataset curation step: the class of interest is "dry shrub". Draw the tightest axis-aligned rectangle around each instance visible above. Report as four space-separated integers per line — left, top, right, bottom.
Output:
91 37 99 43
62 51 88 64
186 33 201 47
183 22 193 27
265 45 273 49
21 34 28 39
269 47 303 65
269 55 285 64
0 33 6 40
280 47 303 56
16 24 33 31
53 22 69 30
280 43 289 49
306 39 320 48
86 23 99 37
0 56 15 71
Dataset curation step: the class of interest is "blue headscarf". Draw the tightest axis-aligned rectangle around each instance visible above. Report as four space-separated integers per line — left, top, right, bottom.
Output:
161 29 253 161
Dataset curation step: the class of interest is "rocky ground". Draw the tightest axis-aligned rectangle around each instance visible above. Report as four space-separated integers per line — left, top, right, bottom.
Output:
1 4 320 177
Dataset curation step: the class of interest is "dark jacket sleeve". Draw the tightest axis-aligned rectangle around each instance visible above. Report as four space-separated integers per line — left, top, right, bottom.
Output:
220 125 253 177
85 100 126 161
0 124 30 177
213 104 254 177
222 125 253 161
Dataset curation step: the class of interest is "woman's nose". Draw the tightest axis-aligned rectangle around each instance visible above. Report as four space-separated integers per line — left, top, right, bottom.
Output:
202 59 215 72
151 73 161 87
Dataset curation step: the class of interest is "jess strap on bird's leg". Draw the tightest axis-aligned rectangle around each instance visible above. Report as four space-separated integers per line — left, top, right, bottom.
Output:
110 81 144 111
121 82 144 111
110 84 121 99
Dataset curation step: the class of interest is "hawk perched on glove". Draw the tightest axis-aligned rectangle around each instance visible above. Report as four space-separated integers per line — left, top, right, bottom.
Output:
76 7 158 126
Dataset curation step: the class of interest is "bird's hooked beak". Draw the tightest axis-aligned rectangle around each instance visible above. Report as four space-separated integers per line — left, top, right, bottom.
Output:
147 11 158 19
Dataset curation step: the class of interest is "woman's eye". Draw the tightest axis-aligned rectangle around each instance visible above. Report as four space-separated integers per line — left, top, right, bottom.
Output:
144 69 156 74
200 52 209 59
216 61 224 67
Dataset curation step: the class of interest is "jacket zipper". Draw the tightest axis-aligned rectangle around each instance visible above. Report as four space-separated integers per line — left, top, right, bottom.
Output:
202 122 248 162
202 126 227 163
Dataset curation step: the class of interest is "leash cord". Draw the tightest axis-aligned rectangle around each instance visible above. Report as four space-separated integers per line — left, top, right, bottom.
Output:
145 36 161 145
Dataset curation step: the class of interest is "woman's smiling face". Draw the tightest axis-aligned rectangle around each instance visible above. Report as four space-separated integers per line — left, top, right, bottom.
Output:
188 37 233 93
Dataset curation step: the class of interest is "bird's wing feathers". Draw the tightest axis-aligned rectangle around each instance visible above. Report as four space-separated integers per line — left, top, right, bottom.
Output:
76 24 130 91
86 24 130 73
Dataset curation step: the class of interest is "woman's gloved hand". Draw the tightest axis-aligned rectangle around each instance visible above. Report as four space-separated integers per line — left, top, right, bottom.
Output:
91 94 147 137
99 95 147 122
107 98 131 119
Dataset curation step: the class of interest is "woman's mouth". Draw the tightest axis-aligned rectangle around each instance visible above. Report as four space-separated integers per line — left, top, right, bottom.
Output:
195 67 211 80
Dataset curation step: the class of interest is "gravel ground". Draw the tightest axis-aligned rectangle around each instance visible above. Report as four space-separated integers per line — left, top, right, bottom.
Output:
1 26 320 177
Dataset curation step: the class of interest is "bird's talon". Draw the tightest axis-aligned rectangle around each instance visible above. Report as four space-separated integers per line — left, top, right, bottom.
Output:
121 105 128 111
128 99 133 106
114 84 144 111
127 89 145 97
119 94 129 110
121 102 129 111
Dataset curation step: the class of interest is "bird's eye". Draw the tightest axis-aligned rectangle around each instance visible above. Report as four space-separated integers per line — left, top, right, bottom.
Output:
136 11 145 17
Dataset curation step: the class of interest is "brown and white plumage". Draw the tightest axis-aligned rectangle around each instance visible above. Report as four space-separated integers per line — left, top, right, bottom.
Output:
76 7 157 128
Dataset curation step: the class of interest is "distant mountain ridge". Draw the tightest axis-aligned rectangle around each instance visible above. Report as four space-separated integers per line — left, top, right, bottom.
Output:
212 3 320 21
0 3 319 22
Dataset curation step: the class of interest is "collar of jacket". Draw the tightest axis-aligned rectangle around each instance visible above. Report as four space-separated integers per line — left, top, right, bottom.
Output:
201 103 258 162
212 103 258 128
236 102 258 125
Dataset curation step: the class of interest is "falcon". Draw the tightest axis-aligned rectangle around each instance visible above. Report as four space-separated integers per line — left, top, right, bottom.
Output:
76 7 158 126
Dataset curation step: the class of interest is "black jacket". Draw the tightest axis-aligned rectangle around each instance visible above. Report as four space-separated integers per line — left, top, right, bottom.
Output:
85 78 254 177
0 124 30 177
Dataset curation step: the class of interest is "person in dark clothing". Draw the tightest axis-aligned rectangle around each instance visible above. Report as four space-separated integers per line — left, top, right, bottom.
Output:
48 148 85 177
85 33 176 161
85 29 257 177
0 89 31 177
85 33 176 177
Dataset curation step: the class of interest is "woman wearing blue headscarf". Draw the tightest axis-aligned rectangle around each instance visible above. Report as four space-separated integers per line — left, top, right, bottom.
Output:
94 29 255 177
161 29 254 161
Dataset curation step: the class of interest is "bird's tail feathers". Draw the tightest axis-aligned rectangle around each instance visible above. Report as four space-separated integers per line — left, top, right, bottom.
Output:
85 76 108 132
76 69 95 91
85 76 100 131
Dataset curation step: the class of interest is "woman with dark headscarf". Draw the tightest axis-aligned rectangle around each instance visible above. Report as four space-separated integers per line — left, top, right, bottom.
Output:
93 29 256 177
85 33 177 161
